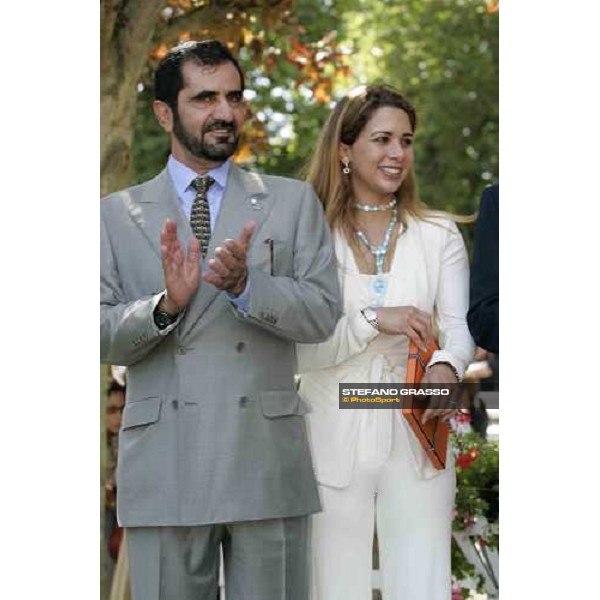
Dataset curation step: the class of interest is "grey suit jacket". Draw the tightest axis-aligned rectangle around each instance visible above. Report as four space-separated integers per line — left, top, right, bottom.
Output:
100 165 341 527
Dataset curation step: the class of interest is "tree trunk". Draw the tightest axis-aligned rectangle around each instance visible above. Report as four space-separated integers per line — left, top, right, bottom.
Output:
100 4 163 597
100 0 163 196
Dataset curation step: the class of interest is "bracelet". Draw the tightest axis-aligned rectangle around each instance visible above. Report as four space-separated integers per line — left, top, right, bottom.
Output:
429 361 462 383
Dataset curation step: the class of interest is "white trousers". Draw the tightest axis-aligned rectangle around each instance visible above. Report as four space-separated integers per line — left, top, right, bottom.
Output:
311 413 456 600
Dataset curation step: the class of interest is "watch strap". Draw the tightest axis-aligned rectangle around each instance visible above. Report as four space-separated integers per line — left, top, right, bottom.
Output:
153 296 178 330
360 307 379 331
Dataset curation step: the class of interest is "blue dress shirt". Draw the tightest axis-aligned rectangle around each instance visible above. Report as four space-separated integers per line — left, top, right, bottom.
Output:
166 155 251 312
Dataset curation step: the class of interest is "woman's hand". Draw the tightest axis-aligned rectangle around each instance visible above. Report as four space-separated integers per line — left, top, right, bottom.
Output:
421 363 459 424
374 306 433 350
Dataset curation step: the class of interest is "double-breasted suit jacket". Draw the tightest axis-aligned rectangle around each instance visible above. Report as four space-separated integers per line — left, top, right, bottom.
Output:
100 164 341 527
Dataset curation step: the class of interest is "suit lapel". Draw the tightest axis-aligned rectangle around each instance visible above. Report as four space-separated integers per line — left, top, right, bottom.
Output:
179 165 274 339
124 169 192 260
210 166 270 253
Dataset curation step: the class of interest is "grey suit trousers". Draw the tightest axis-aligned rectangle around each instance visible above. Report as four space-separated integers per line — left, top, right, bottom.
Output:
127 516 309 600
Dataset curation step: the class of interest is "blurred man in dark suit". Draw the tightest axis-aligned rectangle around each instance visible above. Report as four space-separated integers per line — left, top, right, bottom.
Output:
468 184 499 353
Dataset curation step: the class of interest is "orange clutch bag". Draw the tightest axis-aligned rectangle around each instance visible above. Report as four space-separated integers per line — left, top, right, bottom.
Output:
402 340 449 470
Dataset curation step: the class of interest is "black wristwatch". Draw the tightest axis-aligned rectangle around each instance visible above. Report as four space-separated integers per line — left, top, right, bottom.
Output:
153 300 178 330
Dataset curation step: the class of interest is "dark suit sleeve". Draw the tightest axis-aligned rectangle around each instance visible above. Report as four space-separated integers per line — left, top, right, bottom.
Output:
467 185 499 353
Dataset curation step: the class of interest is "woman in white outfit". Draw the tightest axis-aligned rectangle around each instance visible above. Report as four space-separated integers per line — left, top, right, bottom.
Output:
296 85 475 600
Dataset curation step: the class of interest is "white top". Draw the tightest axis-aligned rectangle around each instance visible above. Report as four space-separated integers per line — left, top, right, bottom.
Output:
296 214 475 484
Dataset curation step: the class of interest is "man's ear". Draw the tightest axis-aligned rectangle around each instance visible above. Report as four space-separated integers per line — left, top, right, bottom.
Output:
153 100 174 134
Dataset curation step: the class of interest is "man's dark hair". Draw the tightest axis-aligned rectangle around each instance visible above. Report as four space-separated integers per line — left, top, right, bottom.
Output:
154 40 245 109
107 380 125 396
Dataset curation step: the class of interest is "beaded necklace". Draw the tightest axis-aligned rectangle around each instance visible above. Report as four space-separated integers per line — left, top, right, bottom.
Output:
354 197 397 212
355 207 397 306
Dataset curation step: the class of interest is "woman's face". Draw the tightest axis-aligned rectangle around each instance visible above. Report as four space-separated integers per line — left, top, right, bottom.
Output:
341 106 414 203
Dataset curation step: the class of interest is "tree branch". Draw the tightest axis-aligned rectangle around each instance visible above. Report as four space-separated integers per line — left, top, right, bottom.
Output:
152 6 232 44
152 1 293 46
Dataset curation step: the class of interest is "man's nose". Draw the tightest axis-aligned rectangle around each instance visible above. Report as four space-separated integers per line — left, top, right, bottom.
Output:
213 96 234 120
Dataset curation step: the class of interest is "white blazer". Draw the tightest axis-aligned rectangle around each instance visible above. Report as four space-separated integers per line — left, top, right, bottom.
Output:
296 214 475 486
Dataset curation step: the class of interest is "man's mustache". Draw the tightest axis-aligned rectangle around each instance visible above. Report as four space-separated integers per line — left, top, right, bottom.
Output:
204 121 235 134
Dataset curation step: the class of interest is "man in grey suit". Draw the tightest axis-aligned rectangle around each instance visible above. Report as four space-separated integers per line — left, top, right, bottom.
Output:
100 40 341 600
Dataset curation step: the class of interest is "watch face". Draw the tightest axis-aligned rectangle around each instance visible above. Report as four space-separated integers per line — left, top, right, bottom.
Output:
155 311 174 329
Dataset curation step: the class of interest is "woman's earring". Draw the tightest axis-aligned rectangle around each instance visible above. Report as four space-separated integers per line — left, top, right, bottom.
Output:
342 158 351 175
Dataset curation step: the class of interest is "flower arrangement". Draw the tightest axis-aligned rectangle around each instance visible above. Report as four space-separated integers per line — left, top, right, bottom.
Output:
451 424 499 598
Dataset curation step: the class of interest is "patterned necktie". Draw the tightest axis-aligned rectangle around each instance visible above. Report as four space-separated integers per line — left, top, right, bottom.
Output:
190 175 215 257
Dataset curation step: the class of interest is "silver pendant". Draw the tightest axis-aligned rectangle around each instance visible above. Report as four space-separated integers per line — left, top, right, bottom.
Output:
372 276 388 296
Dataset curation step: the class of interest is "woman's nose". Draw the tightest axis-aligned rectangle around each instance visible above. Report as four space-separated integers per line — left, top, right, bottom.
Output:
387 140 404 160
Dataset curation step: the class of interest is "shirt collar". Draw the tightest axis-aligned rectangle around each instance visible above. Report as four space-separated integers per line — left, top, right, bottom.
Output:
167 155 231 197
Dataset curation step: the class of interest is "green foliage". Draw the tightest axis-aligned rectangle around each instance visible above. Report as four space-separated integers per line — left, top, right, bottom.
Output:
337 0 498 248
451 430 499 593
453 432 499 534
131 0 498 254
244 0 345 177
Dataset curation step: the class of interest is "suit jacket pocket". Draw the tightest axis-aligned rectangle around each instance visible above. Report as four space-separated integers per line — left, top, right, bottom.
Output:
249 238 294 277
272 240 293 276
259 390 309 418
122 397 162 430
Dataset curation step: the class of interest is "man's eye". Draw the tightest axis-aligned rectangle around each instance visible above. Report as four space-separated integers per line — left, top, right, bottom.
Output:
374 137 389 144
402 138 413 147
195 95 215 104
228 93 243 104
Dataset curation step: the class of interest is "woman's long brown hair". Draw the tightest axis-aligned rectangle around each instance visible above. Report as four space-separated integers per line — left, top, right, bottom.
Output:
304 84 474 251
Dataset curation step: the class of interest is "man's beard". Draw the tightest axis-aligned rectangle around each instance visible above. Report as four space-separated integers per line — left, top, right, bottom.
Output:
173 112 240 161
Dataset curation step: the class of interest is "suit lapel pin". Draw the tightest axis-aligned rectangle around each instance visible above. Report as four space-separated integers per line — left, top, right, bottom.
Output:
248 194 266 210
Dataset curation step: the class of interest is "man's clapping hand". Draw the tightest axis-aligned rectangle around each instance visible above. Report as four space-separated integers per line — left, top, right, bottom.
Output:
160 219 201 314
204 221 256 296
